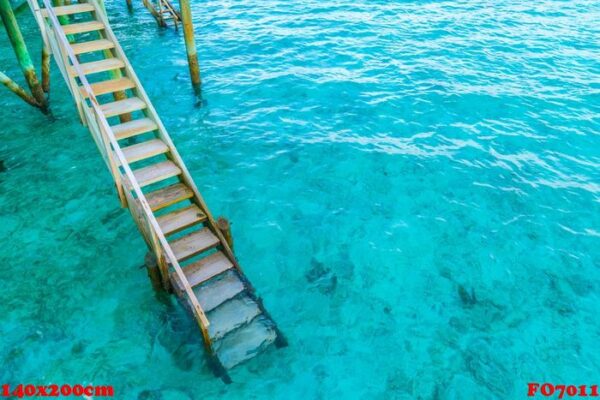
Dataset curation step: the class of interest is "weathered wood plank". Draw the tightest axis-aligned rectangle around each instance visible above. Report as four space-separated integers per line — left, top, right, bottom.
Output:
157 204 206 235
121 138 169 163
61 20 104 35
80 77 135 97
170 228 219 261
41 3 94 16
145 183 193 211
133 160 181 187
111 117 157 139
100 97 145 117
71 39 114 55
183 251 233 288
69 58 125 76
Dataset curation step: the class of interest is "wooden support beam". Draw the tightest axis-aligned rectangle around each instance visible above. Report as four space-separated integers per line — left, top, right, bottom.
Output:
0 71 40 106
0 0 49 112
51 0 73 42
144 252 164 291
142 0 166 27
95 0 132 123
217 216 233 251
41 44 50 93
12 0 28 15
178 0 201 91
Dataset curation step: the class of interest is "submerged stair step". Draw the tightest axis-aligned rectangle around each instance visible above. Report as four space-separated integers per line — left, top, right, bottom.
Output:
183 251 234 288
207 296 262 341
61 20 105 35
100 97 146 118
157 204 206 235
215 316 277 369
80 77 136 98
42 3 95 16
170 228 219 261
70 58 125 77
193 269 244 312
145 183 193 211
132 160 181 187
121 139 169 163
71 39 114 55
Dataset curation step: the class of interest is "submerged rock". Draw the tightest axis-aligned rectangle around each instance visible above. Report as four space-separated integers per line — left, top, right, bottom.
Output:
457 285 477 307
138 389 192 400
0 160 5 172
306 258 337 294
463 338 512 396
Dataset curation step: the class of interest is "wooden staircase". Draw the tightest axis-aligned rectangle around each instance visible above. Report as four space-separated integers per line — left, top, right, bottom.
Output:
31 0 286 381
142 0 180 28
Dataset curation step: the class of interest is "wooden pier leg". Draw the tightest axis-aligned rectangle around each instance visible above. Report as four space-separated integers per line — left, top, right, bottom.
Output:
217 217 233 251
51 0 73 41
0 71 39 106
144 252 164 291
178 0 201 91
41 45 50 93
96 0 132 123
142 0 166 27
125 0 132 10
0 0 49 113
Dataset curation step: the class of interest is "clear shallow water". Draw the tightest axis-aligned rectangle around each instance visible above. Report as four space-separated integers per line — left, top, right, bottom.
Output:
1 0 599 398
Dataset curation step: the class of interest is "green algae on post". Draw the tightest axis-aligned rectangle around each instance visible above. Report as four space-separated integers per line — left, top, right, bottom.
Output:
0 0 48 112
179 0 201 91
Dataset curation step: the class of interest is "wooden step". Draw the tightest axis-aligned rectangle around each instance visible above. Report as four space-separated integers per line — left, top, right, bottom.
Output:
69 58 125 77
132 160 181 187
80 77 135 97
61 20 105 35
71 39 114 55
145 183 193 211
121 139 169 164
207 296 262 341
170 228 219 261
112 118 157 140
193 269 244 312
215 316 277 369
41 3 94 16
157 204 206 235
182 251 233 288
100 97 146 118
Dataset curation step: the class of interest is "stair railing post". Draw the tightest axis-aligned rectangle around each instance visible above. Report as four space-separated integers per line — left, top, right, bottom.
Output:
149 228 171 291
95 112 128 208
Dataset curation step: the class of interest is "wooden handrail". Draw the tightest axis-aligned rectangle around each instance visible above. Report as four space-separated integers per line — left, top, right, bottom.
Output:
88 0 242 274
39 0 210 330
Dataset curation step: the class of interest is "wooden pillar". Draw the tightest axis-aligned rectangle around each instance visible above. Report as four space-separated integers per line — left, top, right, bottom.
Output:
217 217 233 251
178 0 201 91
96 0 132 122
142 0 166 28
144 252 164 291
0 71 39 106
41 45 50 93
0 0 49 113
51 0 72 41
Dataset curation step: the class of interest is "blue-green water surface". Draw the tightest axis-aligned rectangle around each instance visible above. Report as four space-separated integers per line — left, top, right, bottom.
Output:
1 0 599 398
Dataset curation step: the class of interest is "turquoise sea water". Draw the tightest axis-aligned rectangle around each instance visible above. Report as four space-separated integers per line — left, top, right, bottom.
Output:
1 0 599 398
